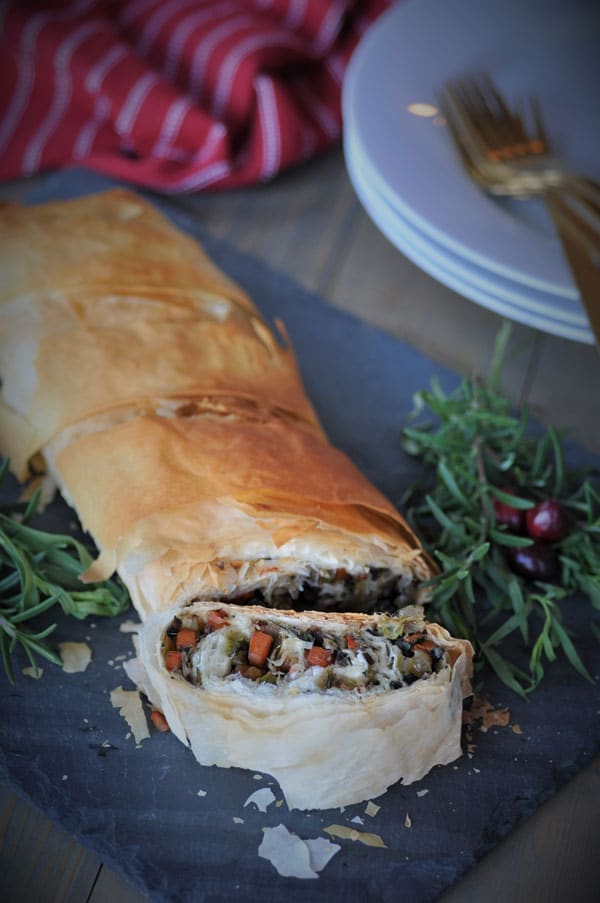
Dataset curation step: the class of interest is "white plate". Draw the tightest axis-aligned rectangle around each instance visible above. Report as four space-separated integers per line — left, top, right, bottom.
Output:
346 125 591 332
345 133 594 343
343 0 600 298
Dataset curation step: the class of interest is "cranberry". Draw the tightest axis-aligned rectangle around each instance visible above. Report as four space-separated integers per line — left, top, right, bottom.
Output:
493 488 525 533
525 499 567 541
506 542 559 582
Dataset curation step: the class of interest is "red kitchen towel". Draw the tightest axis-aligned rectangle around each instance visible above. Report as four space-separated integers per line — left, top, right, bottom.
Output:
0 0 389 192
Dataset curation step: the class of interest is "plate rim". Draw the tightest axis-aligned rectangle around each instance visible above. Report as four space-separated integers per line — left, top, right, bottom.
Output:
342 0 596 298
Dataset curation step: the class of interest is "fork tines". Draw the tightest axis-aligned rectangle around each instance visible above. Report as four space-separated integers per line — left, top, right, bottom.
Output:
444 73 545 162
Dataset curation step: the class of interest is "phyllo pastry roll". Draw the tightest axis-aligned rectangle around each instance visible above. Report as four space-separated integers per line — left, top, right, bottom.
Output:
1 189 473 807
131 602 472 809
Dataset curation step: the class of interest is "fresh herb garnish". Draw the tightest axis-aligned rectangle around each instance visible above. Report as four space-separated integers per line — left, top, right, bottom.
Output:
401 324 600 698
0 460 129 682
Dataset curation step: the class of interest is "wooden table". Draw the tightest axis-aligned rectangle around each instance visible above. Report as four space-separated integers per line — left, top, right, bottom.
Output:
1 151 599 902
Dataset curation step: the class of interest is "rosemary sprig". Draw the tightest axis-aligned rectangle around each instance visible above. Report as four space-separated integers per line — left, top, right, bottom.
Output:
401 324 600 698
0 460 129 682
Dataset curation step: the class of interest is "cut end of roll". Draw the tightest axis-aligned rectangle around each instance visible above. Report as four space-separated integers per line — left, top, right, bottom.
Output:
129 601 472 810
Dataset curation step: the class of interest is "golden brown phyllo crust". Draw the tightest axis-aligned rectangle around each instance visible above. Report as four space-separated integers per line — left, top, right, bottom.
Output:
0 188 436 617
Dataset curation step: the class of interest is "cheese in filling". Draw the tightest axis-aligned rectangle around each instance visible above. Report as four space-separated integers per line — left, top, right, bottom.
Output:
161 605 448 695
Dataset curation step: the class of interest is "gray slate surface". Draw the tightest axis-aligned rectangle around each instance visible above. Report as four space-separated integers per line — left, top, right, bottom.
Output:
1 169 599 902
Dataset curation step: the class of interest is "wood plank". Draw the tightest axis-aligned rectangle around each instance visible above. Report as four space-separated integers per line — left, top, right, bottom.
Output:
526 333 600 454
171 151 358 295
88 865 147 903
441 754 600 903
0 786 101 903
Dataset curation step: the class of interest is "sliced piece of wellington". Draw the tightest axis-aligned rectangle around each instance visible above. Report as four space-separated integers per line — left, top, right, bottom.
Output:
130 602 472 809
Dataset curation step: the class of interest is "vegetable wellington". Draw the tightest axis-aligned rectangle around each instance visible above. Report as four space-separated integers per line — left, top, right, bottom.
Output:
0 189 472 808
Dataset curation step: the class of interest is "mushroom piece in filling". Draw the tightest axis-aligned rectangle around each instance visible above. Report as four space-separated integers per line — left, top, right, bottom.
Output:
161 607 448 693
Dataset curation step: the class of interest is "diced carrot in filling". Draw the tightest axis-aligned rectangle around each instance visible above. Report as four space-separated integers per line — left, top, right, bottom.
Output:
413 639 436 653
176 628 198 649
165 650 182 671
306 646 335 668
248 630 274 667
150 711 170 732
162 608 448 693
207 609 229 631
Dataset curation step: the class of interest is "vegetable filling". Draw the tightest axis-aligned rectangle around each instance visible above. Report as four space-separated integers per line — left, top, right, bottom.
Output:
200 563 422 614
161 607 448 693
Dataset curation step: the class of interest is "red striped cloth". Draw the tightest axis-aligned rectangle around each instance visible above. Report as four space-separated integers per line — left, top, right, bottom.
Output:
0 0 389 192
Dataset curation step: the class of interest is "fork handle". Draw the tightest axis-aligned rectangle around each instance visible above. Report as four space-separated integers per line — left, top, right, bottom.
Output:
544 190 600 349
562 176 600 219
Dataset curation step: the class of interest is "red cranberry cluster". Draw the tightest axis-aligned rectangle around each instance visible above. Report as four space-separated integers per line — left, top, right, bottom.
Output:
493 489 567 581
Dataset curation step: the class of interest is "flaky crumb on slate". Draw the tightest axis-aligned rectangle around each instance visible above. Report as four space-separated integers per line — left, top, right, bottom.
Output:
512 723 523 734
323 825 387 848
119 620 142 634
417 789 429 798
244 787 276 813
258 825 340 879
59 642 92 673
364 801 381 817
404 813 412 828
22 666 43 679
463 694 510 732
110 686 150 744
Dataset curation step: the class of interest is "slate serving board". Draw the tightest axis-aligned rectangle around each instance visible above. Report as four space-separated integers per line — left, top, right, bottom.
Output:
1 169 599 902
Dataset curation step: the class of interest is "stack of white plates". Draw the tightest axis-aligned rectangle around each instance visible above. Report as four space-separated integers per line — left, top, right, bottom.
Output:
342 0 600 344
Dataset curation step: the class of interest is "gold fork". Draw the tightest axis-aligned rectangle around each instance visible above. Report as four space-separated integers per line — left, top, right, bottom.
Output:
439 73 600 203
438 73 600 346
438 73 600 249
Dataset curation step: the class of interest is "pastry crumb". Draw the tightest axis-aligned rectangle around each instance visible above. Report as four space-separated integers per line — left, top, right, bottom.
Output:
244 787 276 813
110 686 150 744
59 642 92 673
119 620 141 634
22 666 43 680
463 694 510 732
258 824 340 878
323 824 386 848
